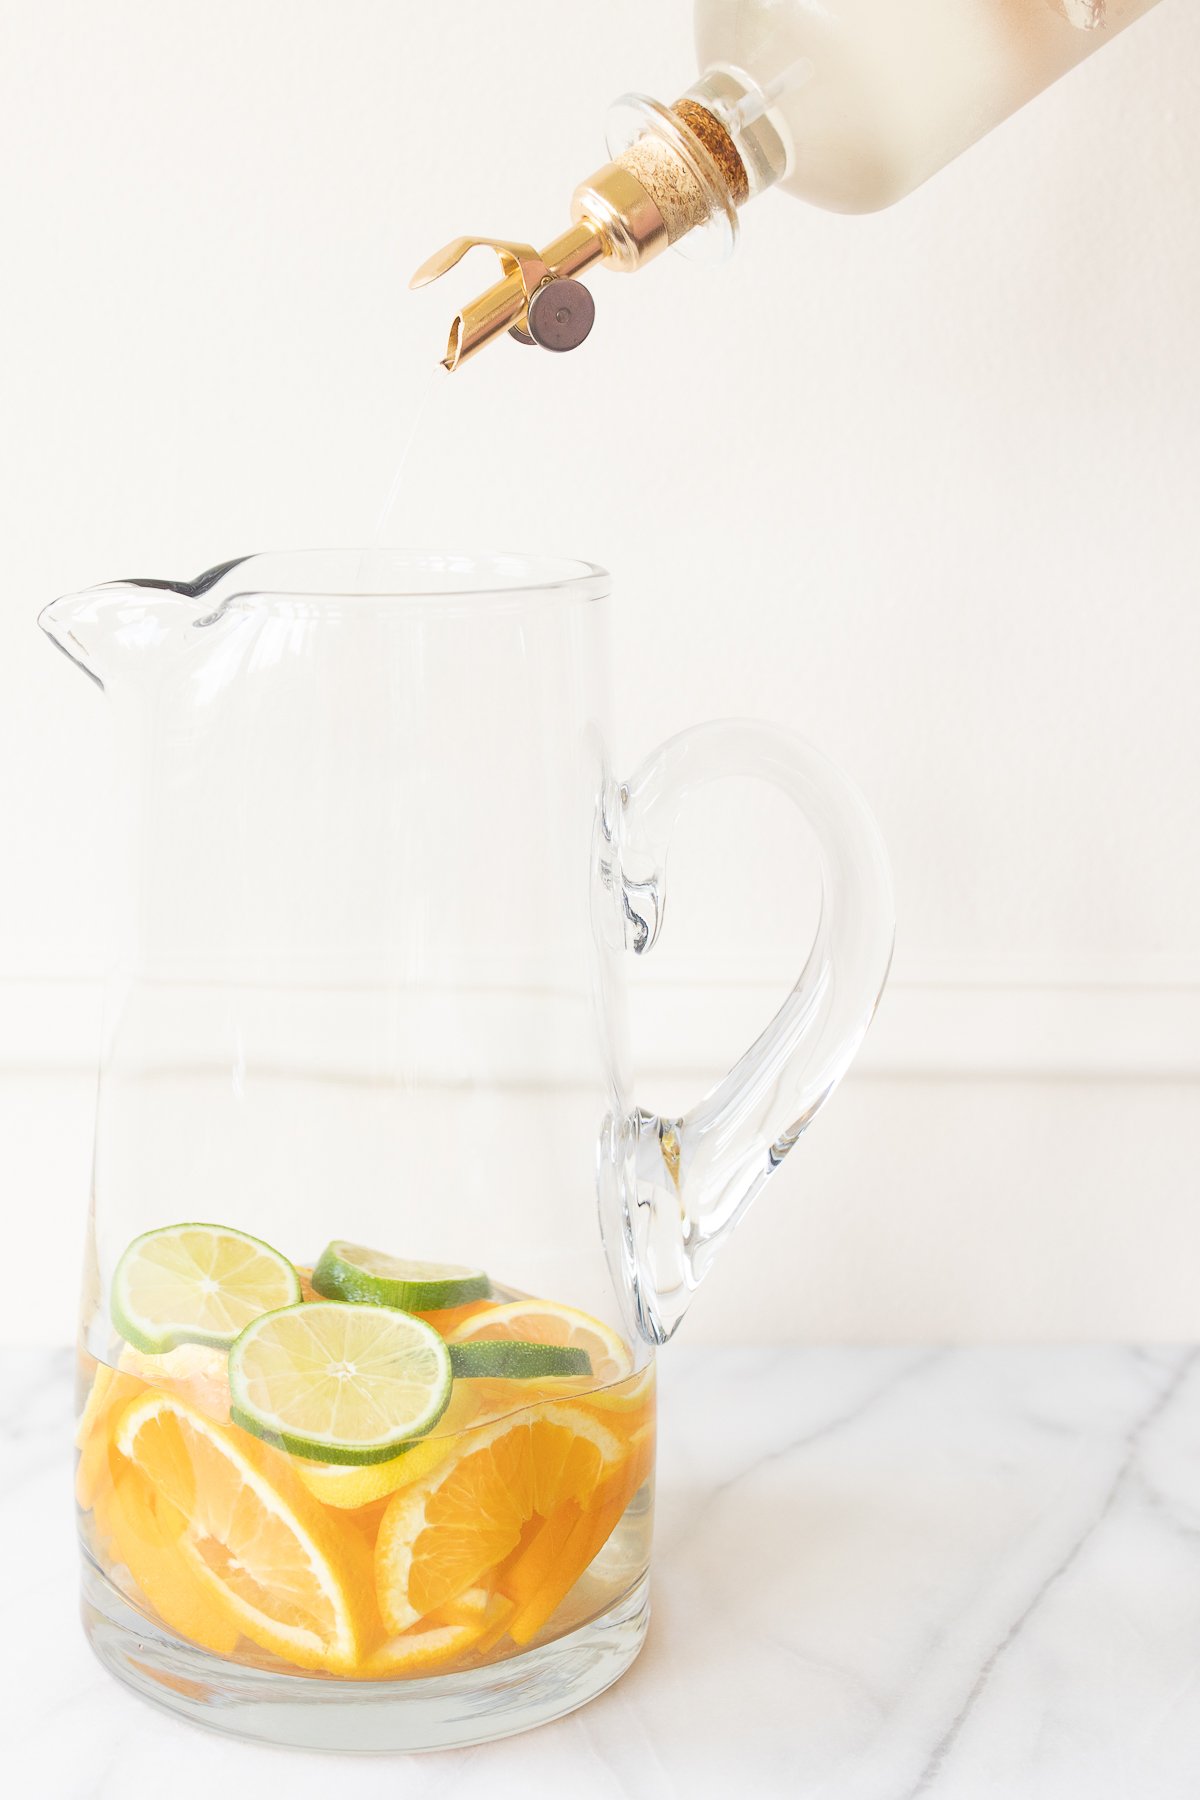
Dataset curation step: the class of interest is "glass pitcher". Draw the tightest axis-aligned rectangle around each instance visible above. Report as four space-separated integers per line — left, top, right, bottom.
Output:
40 550 892 1752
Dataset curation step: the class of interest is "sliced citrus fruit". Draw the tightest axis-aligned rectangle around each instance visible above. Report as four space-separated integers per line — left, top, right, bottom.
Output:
446 1300 634 1386
76 1367 140 1511
507 1464 644 1646
358 1587 512 1679
76 1359 116 1449
447 1340 591 1380
374 1405 627 1634
93 1452 241 1656
415 1299 497 1337
501 1412 655 1646
114 1388 371 1672
111 1223 300 1354
229 1300 452 1465
585 1364 656 1415
312 1241 490 1312
294 1264 321 1303
117 1342 232 1421
290 1382 481 1509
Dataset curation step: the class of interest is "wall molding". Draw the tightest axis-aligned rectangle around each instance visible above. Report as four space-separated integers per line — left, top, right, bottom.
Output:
2 965 1199 1080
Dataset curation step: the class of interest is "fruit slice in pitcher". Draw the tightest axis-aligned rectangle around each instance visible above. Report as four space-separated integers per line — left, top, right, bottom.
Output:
360 1587 513 1679
290 1382 482 1508
312 1241 490 1312
229 1301 452 1463
114 1389 371 1672
447 1340 592 1379
447 1300 633 1385
374 1405 628 1634
111 1223 301 1354
92 1452 241 1657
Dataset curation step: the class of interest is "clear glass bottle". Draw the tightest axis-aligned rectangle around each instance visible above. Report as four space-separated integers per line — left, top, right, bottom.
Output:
691 0 1161 214
417 0 1162 367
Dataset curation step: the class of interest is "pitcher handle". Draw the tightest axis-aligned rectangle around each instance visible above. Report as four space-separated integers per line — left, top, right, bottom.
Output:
597 719 894 1345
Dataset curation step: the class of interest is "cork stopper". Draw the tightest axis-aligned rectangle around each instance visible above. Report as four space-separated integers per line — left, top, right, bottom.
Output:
672 101 751 208
615 100 749 244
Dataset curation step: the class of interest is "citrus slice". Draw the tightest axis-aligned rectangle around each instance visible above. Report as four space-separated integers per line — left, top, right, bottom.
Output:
75 1360 118 1452
312 1241 490 1312
114 1388 370 1672
447 1340 592 1380
117 1342 232 1421
229 1301 452 1465
93 1453 241 1656
358 1588 512 1679
76 1366 140 1511
415 1299 497 1337
294 1264 322 1303
375 1405 627 1634
111 1223 301 1354
291 1382 481 1509
447 1300 633 1386
584 1364 656 1416
505 1458 647 1646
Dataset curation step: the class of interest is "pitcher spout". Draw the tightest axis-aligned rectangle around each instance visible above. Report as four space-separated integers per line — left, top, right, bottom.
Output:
38 559 248 690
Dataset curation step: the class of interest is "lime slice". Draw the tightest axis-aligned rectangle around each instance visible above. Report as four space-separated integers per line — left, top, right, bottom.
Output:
311 1240 490 1312
291 1384 483 1508
447 1340 592 1380
229 1301 452 1465
111 1222 301 1355
446 1298 634 1384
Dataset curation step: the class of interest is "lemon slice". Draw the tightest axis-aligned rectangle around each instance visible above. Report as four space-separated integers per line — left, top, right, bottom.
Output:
312 1241 490 1312
229 1301 452 1465
114 1388 370 1672
447 1299 634 1386
111 1222 301 1354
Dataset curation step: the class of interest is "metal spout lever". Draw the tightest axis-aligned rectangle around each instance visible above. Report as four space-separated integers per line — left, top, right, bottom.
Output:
410 228 604 371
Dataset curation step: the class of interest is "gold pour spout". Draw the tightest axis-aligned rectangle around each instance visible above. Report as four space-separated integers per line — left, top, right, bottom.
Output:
410 227 607 370
411 95 753 372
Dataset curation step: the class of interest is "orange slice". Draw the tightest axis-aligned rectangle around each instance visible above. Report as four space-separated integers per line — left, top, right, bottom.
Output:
585 1364 656 1416
446 1300 634 1386
76 1360 117 1448
294 1264 321 1303
358 1587 514 1679
114 1389 372 1672
76 1366 140 1511
414 1299 498 1337
117 1343 232 1421
375 1406 628 1635
505 1422 655 1646
92 1451 241 1656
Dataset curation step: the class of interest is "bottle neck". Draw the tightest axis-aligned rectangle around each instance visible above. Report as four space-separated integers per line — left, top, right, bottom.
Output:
593 69 790 269
676 67 793 205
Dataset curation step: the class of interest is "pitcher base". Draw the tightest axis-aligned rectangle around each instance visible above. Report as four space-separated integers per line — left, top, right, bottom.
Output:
81 1560 650 1752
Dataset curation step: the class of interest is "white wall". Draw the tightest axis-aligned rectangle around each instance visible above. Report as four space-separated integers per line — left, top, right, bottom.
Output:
2 0 1197 1346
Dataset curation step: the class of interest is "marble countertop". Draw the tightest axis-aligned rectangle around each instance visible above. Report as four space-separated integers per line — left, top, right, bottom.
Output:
4 1345 1200 1798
